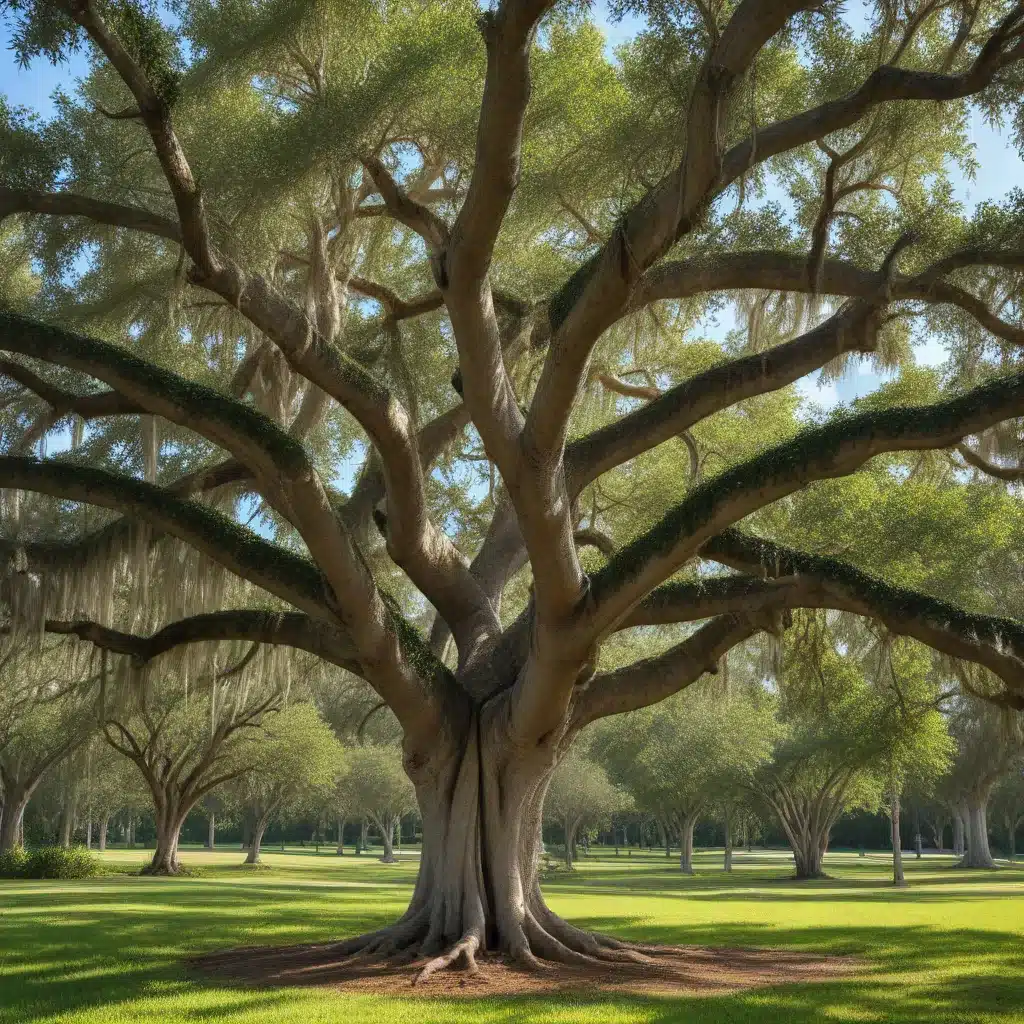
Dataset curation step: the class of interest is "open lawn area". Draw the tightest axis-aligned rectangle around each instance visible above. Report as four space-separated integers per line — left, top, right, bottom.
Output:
0 847 1022 1023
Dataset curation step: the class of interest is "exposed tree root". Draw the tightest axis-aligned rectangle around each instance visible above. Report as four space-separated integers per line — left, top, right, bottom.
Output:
190 916 861 998
413 932 481 985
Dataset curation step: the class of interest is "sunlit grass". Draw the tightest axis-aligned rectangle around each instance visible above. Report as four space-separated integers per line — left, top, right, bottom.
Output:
1 845 1022 1023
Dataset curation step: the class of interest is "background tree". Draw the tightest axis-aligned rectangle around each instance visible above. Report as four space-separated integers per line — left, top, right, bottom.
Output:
81 739 148 852
224 703 342 865
5 0 1024 975
599 679 772 873
0 640 94 852
99 646 292 873
944 696 1024 868
751 617 948 880
992 769 1024 860
343 745 416 864
543 748 625 870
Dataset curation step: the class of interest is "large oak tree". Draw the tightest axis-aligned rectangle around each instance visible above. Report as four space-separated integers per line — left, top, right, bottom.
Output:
4 0 1024 977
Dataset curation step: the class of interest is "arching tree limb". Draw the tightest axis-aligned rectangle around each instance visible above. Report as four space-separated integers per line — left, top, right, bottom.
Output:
37 609 362 675
567 298 884 493
0 187 181 242
0 455 329 614
956 442 1024 481
586 367 1024 635
571 613 763 726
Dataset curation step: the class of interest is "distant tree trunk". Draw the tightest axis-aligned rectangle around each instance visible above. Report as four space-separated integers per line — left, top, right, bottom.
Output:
146 798 188 875
336 817 345 855
357 819 367 855
744 821 752 852
953 811 965 858
913 807 922 859
0 793 28 854
723 807 733 872
128 816 136 848
563 817 578 870
86 815 93 850
962 789 997 869
1006 815 1018 862
99 815 109 852
891 788 906 887
377 815 397 863
245 817 269 865
60 795 75 848
678 814 697 874
657 818 670 857
205 812 215 850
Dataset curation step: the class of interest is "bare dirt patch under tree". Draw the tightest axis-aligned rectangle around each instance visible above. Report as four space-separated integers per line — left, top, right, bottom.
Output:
191 940 861 997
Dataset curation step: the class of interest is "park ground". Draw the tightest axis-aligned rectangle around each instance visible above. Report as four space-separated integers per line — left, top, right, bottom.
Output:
0 846 1022 1023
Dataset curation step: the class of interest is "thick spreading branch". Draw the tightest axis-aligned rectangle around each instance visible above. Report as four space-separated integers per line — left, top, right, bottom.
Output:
41 609 361 675
586 366 1024 634
0 188 181 242
701 529 1024 707
572 613 762 726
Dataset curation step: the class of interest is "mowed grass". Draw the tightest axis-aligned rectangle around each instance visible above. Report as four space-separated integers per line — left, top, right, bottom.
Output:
1 845 1023 1023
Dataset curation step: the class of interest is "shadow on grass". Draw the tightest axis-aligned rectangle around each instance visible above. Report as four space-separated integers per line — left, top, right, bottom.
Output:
0 866 1022 1024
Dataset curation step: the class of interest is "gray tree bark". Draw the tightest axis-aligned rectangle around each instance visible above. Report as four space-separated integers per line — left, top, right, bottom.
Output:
678 814 697 874
245 819 268 865
336 817 345 855
206 812 215 850
99 815 109 852
891 788 906 887
723 807 733 872
962 792 997 869
0 795 27 854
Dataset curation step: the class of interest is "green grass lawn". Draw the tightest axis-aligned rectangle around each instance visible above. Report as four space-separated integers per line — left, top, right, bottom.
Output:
1 845 1022 1023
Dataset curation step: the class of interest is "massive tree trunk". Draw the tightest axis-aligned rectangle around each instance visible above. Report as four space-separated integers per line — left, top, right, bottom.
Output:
791 834 826 880
890 788 906 887
961 790 997 869
325 716 656 977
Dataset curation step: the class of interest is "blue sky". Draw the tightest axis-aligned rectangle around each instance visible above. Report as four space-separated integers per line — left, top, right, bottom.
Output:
3 2 1023 413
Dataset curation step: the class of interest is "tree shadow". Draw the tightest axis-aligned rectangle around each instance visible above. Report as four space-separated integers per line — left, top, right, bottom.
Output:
1 861 1022 1024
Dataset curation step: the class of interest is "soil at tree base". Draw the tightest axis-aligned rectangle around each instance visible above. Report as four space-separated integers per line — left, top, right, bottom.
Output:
190 941 861 997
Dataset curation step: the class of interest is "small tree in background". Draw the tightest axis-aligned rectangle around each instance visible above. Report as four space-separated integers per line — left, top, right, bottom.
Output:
225 704 342 865
944 697 1024 869
0 641 94 852
100 648 290 874
543 749 625 870
81 739 149 852
598 680 772 874
752 617 947 880
992 770 1024 862
344 746 416 864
